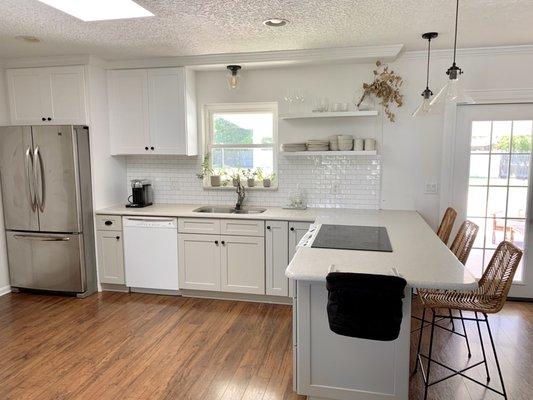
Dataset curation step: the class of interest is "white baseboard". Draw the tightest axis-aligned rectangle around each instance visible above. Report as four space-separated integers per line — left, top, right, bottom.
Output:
0 285 11 296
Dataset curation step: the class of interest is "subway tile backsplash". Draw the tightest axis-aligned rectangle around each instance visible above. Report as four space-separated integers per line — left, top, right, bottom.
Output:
126 155 381 209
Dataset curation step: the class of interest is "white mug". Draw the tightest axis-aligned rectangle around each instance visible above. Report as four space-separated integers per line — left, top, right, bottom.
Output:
354 139 364 151
364 138 376 151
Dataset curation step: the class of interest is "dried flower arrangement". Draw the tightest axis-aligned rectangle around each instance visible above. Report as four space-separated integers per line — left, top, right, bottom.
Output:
357 61 404 122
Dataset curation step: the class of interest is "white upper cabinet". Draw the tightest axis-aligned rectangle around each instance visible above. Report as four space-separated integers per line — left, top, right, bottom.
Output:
108 67 197 156
6 66 87 125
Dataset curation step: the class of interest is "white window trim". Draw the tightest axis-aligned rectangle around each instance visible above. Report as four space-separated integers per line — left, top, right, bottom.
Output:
201 102 279 190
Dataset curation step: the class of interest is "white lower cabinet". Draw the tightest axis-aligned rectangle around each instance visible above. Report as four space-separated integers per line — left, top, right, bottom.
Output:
288 222 311 297
266 221 289 296
178 234 221 291
221 235 265 294
96 230 125 284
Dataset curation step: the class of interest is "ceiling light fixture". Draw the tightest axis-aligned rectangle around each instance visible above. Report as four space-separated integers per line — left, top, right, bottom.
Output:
263 18 289 27
36 0 154 22
15 35 41 43
430 0 474 106
412 32 438 117
226 65 242 90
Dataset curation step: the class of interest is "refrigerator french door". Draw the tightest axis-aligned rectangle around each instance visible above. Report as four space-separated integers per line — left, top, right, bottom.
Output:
0 125 97 295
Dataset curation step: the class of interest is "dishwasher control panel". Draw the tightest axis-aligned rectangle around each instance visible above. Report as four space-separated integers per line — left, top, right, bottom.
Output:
123 217 178 229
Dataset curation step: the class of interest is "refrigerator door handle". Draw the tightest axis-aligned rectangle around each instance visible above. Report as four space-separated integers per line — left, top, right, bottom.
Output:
13 234 70 242
33 146 45 212
24 146 37 211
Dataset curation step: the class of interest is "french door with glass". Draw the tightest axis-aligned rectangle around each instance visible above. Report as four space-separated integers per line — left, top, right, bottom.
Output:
453 103 533 298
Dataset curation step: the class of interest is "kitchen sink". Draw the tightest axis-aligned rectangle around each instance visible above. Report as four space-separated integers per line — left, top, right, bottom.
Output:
193 206 267 214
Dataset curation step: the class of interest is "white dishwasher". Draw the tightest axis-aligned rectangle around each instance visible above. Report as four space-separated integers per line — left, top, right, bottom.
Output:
123 217 179 291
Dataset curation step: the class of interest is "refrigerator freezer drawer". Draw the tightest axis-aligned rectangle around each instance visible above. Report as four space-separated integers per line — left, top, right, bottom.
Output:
6 231 85 293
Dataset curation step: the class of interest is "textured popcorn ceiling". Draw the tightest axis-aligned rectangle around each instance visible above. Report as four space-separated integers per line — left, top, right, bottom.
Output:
0 0 532 60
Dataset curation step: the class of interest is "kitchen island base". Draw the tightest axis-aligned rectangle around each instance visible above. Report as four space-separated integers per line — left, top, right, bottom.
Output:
294 280 411 400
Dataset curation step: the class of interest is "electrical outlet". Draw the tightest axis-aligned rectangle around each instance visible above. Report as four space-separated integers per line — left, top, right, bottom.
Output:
424 182 438 194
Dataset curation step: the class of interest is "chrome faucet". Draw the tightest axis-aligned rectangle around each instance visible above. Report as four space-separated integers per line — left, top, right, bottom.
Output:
235 180 246 210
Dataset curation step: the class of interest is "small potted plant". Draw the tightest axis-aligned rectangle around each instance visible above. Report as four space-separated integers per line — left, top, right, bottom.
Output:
210 169 227 187
262 172 276 188
243 168 257 187
255 167 264 185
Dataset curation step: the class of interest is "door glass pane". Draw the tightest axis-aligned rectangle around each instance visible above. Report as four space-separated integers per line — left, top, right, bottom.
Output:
469 154 489 185
466 119 532 281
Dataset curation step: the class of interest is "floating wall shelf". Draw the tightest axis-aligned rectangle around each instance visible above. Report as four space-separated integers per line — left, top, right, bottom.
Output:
279 110 378 120
281 150 378 156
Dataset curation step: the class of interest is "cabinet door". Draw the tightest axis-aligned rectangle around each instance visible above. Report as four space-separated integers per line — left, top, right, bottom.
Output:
97 230 125 284
288 222 311 297
7 68 46 124
265 221 289 296
147 68 186 154
108 69 150 155
221 235 265 294
48 66 87 124
178 234 221 291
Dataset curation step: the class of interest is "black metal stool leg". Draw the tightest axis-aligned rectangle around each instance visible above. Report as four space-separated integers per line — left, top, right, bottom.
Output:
448 308 455 331
475 311 490 381
423 310 437 400
459 310 471 358
413 307 426 374
485 313 508 400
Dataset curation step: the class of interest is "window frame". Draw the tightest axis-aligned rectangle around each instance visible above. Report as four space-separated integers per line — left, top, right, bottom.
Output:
202 102 279 190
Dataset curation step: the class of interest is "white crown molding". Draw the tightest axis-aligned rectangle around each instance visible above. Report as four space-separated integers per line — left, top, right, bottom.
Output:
467 88 533 103
400 44 533 60
105 44 404 70
2 54 108 69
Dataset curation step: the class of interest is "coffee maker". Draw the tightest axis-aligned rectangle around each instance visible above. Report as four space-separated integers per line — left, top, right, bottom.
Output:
126 179 153 208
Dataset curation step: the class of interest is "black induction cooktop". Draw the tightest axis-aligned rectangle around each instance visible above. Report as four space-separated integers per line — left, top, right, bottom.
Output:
311 224 393 252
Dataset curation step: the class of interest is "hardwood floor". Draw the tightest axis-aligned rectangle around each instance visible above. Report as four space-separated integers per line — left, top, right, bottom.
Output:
0 292 531 400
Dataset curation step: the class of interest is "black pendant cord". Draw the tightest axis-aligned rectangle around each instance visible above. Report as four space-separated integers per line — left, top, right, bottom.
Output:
425 37 432 90
452 0 459 66
420 32 437 99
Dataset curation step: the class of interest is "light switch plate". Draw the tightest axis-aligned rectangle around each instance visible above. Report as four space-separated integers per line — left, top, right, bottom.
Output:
424 182 438 194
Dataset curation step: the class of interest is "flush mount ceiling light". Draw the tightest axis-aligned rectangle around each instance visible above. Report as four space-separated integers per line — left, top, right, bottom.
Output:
412 32 438 117
263 18 289 27
36 0 154 22
15 35 41 43
430 0 474 106
226 65 242 90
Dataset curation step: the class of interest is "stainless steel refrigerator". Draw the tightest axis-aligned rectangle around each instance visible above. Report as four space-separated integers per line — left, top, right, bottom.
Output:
0 125 97 297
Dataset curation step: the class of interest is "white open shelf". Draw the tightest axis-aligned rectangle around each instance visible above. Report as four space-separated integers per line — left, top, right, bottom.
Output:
279 110 378 119
281 150 377 156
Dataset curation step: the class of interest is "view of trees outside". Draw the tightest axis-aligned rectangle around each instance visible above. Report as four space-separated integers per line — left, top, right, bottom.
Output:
210 112 274 174
466 120 532 279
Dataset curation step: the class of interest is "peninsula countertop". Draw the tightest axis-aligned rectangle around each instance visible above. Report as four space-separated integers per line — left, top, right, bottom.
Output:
285 209 478 291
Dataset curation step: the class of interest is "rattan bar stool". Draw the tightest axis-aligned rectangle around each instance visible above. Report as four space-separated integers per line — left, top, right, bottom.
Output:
436 207 458 245
412 220 479 336
414 241 523 400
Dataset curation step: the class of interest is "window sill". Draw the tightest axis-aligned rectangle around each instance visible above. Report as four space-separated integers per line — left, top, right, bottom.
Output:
202 184 278 191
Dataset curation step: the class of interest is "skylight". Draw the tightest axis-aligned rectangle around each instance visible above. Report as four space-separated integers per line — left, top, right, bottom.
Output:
37 0 154 22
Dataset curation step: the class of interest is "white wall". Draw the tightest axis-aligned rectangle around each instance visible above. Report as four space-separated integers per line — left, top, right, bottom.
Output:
0 67 11 294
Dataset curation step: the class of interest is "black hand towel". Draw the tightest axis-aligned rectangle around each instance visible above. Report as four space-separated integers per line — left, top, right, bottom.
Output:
326 272 407 341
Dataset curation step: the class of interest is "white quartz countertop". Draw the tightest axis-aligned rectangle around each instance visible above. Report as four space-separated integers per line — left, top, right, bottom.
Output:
285 210 478 291
96 203 320 222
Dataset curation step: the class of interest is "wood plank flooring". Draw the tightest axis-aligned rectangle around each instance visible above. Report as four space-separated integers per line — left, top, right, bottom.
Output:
0 292 532 400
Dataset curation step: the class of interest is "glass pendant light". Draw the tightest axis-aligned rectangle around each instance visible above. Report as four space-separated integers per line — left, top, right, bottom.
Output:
226 65 242 90
412 32 438 117
430 0 474 106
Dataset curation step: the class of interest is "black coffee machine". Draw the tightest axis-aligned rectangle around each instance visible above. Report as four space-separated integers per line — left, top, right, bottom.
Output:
126 179 153 208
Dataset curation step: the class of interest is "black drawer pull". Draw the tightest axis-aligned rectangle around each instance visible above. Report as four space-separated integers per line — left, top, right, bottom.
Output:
221 240 226 245
105 220 113 226
290 227 295 231
115 236 120 240
215 240 219 245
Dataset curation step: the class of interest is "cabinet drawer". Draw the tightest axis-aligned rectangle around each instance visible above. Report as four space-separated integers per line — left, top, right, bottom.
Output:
220 219 264 237
96 215 122 231
178 218 221 234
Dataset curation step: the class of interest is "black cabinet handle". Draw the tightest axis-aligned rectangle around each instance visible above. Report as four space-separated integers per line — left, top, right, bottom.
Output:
47 117 52 121
267 226 271 230
42 117 46 121
104 220 113 226
290 227 295 231
150 146 154 150
221 240 225 245
215 240 219 245
145 146 149 150
115 236 120 240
